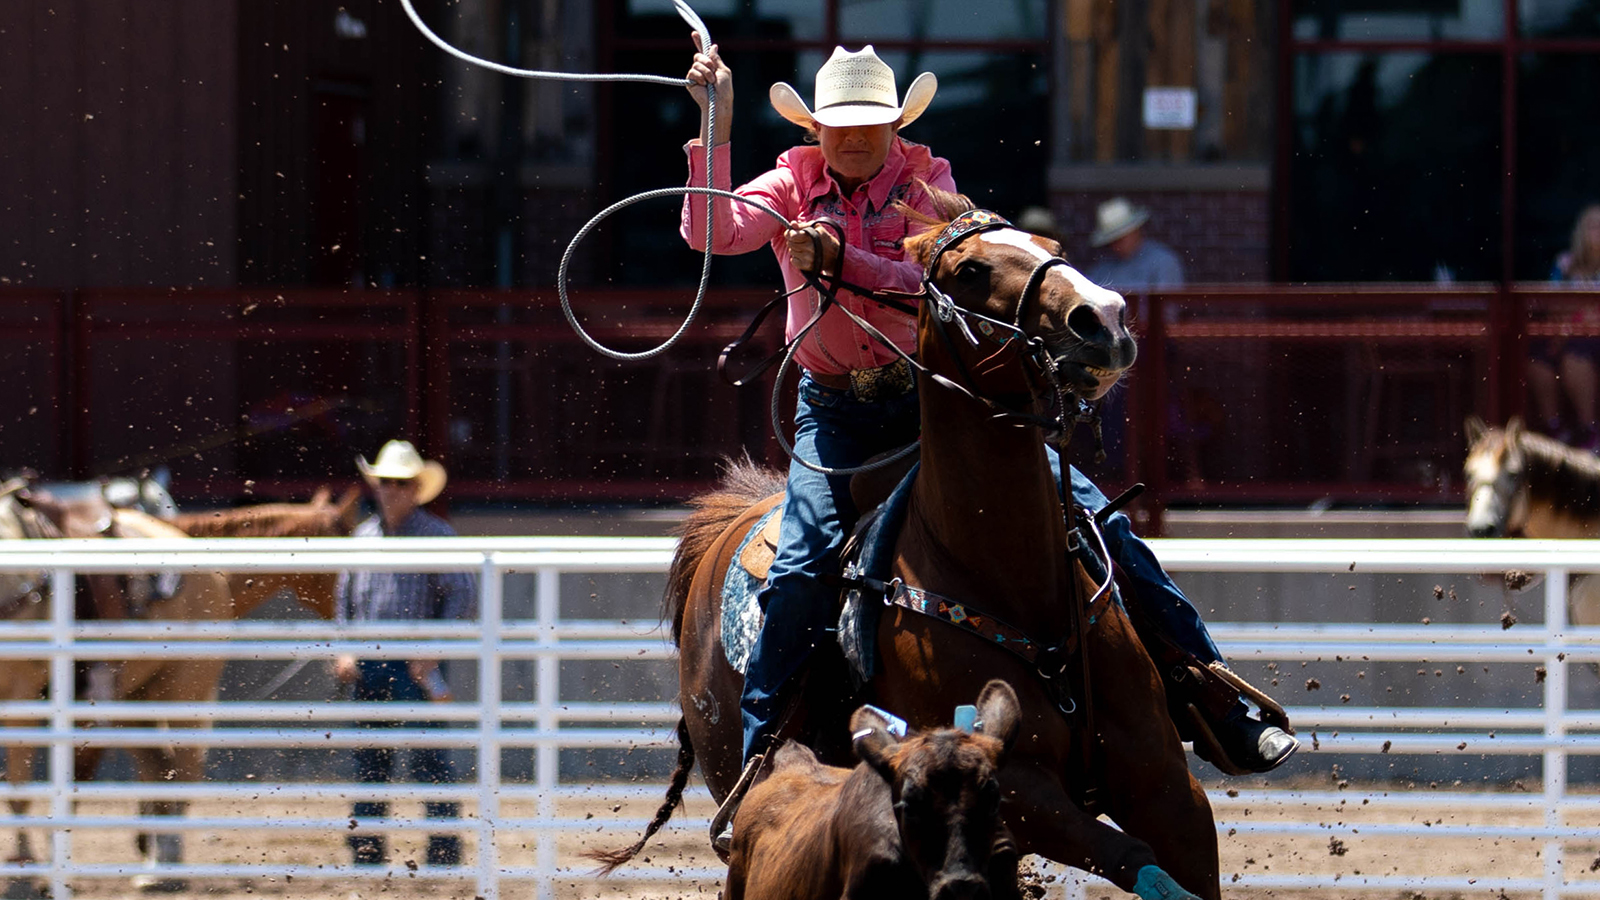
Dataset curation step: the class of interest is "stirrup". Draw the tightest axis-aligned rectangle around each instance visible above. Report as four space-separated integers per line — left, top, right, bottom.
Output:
1206 662 1293 733
708 753 765 862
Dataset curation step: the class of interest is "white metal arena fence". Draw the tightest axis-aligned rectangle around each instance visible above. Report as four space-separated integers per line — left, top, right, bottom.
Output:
1 536 1598 900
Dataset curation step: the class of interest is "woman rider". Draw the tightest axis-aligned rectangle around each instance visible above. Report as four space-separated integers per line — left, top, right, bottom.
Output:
682 40 1297 835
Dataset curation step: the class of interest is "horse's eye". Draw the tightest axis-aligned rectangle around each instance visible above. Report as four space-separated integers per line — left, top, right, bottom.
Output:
954 261 985 283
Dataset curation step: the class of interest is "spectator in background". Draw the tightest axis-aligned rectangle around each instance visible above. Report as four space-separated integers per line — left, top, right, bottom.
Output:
334 440 478 867
1530 204 1600 452
1084 199 1211 485
1086 197 1185 291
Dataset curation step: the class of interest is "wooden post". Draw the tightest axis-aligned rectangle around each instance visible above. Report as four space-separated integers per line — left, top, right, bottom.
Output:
1093 0 1121 162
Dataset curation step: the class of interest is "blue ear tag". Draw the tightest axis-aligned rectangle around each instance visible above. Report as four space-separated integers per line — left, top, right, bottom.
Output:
952 705 978 734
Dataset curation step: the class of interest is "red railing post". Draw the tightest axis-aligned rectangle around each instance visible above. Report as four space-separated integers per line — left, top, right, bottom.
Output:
1143 291 1169 536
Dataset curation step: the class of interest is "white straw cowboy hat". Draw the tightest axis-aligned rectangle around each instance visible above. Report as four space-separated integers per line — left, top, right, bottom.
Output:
1090 197 1151 247
769 45 937 130
356 440 447 505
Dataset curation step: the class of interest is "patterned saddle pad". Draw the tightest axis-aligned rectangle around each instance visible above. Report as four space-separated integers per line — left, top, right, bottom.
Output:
720 505 781 674
719 464 920 681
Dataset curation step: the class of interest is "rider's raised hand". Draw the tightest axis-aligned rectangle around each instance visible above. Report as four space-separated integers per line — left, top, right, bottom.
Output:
685 34 733 145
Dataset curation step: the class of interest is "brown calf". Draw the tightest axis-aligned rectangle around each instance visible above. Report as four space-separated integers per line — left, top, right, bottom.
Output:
726 680 1022 900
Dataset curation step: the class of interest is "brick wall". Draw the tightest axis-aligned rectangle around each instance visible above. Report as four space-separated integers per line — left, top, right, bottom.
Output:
1049 189 1270 284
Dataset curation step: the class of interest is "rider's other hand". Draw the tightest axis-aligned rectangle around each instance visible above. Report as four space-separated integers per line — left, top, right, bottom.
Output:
786 224 840 276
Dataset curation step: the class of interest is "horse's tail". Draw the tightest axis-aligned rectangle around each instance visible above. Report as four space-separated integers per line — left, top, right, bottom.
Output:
585 716 697 875
663 456 786 645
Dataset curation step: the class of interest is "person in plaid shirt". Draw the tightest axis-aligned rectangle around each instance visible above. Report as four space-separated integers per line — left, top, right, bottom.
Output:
334 440 477 867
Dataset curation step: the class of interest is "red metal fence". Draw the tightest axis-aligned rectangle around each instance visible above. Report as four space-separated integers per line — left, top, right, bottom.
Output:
5 285 1594 529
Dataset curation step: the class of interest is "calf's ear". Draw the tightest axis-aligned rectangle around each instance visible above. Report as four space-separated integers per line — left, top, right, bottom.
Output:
973 679 1021 756
850 706 901 780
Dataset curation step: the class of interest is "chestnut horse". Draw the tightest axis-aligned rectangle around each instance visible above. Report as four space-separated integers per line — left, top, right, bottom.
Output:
2 489 358 885
606 196 1218 898
1464 416 1600 643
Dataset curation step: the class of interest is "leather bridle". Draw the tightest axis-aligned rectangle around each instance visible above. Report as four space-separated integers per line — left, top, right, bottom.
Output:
717 208 1102 475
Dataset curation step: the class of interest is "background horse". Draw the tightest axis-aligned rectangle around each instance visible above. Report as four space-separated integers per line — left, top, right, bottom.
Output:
607 197 1218 899
170 485 361 619
1464 415 1600 640
3 490 358 886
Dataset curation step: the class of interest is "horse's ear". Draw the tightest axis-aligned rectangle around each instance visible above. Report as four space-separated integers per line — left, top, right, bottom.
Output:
973 679 1020 757
1506 416 1525 441
309 486 331 506
850 706 901 781
334 485 362 531
1464 415 1488 446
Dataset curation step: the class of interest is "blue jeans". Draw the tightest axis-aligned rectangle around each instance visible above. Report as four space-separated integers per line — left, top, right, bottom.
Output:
352 660 460 822
1048 445 1224 666
739 381 1233 762
740 375 921 762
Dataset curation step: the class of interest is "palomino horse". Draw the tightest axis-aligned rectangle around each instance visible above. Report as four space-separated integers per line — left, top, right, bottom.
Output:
1464 416 1600 639
606 195 1218 898
2 489 358 885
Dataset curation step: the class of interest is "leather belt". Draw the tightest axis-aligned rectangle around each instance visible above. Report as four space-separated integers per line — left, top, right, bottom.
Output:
807 358 915 402
808 371 854 390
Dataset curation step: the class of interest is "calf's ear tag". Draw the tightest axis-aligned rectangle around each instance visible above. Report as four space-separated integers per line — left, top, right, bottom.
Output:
953 705 978 733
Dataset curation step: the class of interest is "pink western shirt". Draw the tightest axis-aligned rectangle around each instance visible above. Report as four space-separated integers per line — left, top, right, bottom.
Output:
681 137 957 376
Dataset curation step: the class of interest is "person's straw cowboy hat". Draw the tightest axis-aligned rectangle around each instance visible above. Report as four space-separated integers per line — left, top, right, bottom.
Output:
1090 197 1151 247
356 440 447 505
769 45 937 130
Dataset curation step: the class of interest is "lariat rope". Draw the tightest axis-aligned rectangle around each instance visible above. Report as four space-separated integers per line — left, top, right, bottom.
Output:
399 0 747 361
396 0 1091 476
397 0 923 474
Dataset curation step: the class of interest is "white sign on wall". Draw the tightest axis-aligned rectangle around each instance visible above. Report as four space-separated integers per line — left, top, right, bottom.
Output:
1143 87 1197 130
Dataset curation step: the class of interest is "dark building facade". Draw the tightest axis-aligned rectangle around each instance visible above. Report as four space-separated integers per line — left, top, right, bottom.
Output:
6 1 1600 291
1 1 1598 507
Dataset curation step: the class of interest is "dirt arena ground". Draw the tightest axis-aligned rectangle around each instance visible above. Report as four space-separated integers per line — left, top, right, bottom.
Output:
8 786 1598 900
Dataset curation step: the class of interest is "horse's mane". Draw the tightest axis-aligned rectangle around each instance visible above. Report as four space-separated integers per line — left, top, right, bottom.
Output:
663 456 785 644
1516 429 1600 518
171 503 352 538
898 183 977 265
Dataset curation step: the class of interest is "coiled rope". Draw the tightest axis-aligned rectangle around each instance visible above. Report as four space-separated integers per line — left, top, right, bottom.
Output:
396 0 915 473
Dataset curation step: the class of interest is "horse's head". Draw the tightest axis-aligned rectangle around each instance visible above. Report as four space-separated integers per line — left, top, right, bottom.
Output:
0 487 49 621
312 485 363 536
851 680 1020 900
906 195 1136 406
1464 415 1527 537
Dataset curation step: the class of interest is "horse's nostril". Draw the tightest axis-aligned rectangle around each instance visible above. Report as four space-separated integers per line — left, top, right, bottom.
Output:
1066 305 1110 344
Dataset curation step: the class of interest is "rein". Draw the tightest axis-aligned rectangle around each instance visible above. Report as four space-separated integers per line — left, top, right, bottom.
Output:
728 210 1090 475
398 5 1088 473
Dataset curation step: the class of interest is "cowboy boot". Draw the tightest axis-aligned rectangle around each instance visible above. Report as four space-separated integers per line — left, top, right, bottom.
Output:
1197 704 1300 775
1127 600 1298 775
1165 656 1299 776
